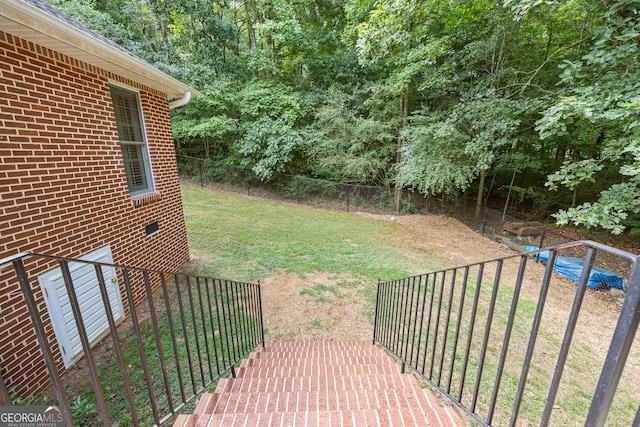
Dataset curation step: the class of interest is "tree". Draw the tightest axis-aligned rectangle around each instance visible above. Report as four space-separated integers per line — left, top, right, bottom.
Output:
397 96 528 217
171 79 240 160
303 88 396 184
350 0 447 211
537 1 640 234
238 117 303 180
236 80 307 179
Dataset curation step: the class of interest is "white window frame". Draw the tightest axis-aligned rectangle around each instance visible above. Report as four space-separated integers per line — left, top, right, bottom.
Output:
110 84 155 197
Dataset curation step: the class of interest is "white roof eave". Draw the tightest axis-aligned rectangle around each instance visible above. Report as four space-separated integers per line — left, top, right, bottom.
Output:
0 0 199 99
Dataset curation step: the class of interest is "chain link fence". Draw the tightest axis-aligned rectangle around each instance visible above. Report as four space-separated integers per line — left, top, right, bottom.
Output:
176 155 566 239
176 155 472 216
175 155 576 242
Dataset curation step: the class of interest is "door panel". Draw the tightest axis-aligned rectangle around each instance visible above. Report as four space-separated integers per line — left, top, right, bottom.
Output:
38 246 123 367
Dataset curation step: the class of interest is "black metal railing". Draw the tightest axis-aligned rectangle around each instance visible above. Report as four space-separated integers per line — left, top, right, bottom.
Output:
373 240 640 426
0 252 264 426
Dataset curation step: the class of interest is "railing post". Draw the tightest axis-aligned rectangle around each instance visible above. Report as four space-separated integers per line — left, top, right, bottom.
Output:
122 268 161 425
257 280 265 348
541 247 597 426
585 256 640 426
0 367 11 405
12 258 75 426
93 265 139 425
373 279 381 345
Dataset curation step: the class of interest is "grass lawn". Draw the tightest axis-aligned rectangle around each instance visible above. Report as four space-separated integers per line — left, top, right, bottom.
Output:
180 182 444 288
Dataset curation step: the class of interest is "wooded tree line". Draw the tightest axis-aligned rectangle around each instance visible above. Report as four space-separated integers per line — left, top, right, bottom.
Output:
49 0 640 234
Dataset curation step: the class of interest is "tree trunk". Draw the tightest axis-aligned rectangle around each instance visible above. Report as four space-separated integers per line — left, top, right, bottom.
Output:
245 0 257 50
502 169 517 222
475 168 486 222
394 87 410 213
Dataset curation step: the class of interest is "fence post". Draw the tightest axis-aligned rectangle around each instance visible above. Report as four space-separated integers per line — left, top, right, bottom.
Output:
346 185 350 212
199 159 204 187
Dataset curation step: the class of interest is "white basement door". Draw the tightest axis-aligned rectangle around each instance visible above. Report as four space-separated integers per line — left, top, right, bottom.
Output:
38 246 124 368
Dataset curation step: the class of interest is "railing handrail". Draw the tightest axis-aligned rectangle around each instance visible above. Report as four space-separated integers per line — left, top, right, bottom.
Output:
1 251 258 284
374 240 640 427
378 241 639 285
1 252 264 426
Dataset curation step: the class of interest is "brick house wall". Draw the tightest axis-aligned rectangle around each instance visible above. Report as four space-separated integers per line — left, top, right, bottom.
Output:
0 30 190 396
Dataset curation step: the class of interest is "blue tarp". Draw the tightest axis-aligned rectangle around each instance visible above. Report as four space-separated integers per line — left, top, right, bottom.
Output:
523 245 626 292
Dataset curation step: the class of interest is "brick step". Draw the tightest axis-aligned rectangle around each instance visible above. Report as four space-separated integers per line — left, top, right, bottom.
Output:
235 363 399 379
172 414 191 427
183 407 434 427
251 348 385 359
172 342 465 427
214 373 418 394
240 355 392 368
196 388 441 415
261 341 371 349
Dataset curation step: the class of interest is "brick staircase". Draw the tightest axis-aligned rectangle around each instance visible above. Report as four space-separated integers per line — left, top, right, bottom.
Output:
173 341 465 426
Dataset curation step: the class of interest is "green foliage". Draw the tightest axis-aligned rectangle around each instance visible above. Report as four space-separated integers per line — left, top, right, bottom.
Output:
553 179 640 235
173 116 237 143
238 117 303 180
238 80 306 124
545 159 603 191
171 79 240 159
70 395 98 425
303 89 396 184
47 0 143 55
397 110 478 195
397 96 529 195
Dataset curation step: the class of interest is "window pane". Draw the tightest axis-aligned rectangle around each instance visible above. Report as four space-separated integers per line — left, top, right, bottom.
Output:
110 88 143 142
121 144 148 192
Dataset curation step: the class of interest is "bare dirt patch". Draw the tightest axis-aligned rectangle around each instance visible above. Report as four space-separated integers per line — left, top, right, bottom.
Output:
261 272 372 342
